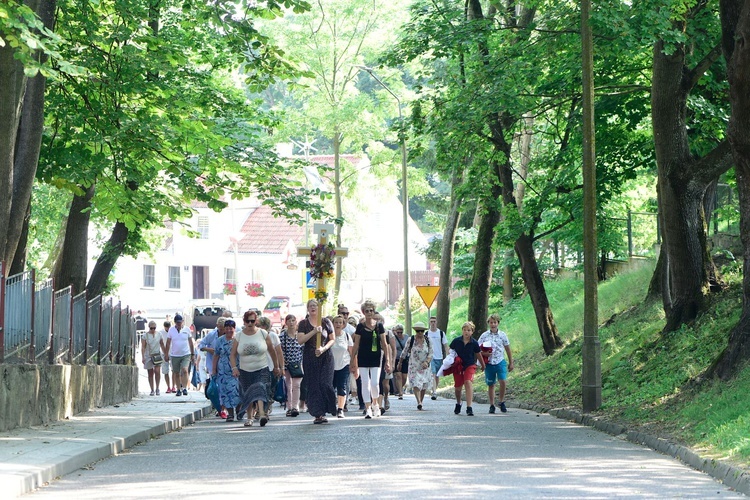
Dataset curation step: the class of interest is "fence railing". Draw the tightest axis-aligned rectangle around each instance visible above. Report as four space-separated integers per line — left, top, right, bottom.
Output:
0 262 135 366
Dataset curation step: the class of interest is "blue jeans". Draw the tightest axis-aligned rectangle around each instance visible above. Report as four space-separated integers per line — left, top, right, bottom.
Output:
333 366 350 397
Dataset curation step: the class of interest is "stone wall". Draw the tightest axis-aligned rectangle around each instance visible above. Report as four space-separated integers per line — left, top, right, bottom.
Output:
0 364 138 432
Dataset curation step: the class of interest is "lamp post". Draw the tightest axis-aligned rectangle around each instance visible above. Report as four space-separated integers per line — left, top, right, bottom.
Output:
355 66 411 333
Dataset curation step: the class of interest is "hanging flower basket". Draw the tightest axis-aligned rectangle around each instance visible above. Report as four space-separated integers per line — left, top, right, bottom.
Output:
310 242 336 280
223 282 237 295
245 282 264 297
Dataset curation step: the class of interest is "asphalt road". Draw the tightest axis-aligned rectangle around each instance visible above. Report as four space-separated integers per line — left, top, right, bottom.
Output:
28 396 743 499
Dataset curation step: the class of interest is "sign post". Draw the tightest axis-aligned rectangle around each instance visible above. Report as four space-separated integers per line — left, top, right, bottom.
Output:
297 224 348 348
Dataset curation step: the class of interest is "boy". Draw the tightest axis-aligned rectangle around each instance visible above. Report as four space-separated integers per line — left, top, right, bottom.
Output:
478 313 514 413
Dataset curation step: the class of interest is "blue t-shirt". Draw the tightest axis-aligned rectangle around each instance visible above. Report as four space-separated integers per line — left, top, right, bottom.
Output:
449 337 480 370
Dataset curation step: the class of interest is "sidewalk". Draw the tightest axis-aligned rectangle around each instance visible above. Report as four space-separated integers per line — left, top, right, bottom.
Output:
0 369 212 497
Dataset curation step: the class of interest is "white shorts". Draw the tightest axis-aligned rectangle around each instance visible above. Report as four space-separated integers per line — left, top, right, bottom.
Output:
161 361 171 374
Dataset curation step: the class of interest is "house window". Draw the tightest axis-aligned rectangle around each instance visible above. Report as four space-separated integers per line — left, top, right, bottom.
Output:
224 268 236 285
197 216 209 239
143 265 155 288
168 266 181 289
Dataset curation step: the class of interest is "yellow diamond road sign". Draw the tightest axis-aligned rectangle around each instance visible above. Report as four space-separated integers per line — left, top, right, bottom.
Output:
416 285 440 309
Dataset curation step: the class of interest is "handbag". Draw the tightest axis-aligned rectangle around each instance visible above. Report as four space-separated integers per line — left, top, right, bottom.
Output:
151 353 163 365
273 377 287 403
287 361 303 378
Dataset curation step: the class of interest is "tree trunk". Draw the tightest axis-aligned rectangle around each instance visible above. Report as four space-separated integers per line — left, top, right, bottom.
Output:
652 38 733 332
9 200 30 275
516 233 563 354
436 165 464 333
53 185 95 294
467 160 502 334
86 221 129 298
710 0 750 379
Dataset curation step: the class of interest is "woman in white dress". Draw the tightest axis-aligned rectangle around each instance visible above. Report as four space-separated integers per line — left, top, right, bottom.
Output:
398 322 433 410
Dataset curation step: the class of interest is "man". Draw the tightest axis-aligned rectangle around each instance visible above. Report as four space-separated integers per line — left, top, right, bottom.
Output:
426 316 448 400
338 304 360 412
478 313 514 413
164 314 195 397
199 317 226 412
158 320 176 393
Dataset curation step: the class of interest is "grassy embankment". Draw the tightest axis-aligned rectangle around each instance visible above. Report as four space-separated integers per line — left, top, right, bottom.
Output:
418 264 750 469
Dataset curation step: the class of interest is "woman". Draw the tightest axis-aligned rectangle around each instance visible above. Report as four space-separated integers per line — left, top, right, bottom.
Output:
141 321 163 395
258 315 283 418
351 300 391 419
450 321 486 416
297 299 337 424
331 315 354 418
212 319 240 422
279 314 304 417
231 309 282 427
398 322 432 410
392 324 410 399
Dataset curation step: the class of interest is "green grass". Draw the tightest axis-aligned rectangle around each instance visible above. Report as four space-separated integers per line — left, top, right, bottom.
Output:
436 264 750 468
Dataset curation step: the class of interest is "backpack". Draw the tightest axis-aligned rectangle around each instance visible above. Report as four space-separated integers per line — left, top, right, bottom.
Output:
407 335 431 353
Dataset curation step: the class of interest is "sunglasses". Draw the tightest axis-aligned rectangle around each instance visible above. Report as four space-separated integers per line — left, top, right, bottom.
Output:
149 327 156 330
363 308 374 313
341 312 349 316
395 330 403 333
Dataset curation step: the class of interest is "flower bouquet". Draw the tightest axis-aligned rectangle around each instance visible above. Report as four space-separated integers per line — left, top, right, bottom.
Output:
309 242 336 280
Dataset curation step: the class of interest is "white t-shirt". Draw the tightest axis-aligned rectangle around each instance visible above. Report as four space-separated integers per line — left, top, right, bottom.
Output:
167 326 192 356
427 328 448 360
332 332 354 371
158 328 169 351
266 330 280 371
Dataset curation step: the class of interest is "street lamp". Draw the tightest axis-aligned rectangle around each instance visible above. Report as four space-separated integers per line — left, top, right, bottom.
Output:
355 65 411 334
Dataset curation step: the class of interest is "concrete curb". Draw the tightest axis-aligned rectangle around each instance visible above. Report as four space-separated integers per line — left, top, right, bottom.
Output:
5 404 212 497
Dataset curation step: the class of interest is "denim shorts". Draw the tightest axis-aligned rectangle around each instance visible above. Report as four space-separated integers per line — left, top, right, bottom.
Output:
431 358 443 375
485 360 508 385
333 366 350 397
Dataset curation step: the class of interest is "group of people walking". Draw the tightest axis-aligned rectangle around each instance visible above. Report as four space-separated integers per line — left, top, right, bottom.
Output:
141 299 514 426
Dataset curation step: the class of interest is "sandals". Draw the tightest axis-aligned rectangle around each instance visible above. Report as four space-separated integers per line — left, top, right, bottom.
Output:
286 409 293 417
313 416 328 424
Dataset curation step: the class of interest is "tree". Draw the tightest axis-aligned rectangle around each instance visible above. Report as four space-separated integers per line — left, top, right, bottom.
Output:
710 0 750 379
650 1 734 331
32 0 329 297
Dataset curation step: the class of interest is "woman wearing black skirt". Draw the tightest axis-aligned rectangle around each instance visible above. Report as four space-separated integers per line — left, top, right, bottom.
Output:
297 299 337 424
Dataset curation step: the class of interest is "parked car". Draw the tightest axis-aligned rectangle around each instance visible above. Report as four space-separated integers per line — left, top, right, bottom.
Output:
183 299 229 337
263 296 290 327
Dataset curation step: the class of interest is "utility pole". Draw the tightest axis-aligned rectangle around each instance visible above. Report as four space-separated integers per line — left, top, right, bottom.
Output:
581 0 601 412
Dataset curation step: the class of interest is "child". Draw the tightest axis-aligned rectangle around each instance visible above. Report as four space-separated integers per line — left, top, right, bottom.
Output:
449 321 486 416
478 313 514 413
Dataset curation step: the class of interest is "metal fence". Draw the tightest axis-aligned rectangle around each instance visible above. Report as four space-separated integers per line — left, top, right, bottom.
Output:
0 262 135 366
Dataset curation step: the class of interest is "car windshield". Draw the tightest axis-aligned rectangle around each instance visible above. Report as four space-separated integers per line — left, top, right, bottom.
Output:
265 300 284 309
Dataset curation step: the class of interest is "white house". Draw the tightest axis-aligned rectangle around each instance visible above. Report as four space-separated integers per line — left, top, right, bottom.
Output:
106 152 428 316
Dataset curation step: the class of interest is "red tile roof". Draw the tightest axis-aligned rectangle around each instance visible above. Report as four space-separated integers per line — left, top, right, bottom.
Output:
232 205 306 254
307 154 364 168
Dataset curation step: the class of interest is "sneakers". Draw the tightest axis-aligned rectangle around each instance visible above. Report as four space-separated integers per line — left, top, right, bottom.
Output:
500 401 508 413
182 388 188 396
155 389 160 395
454 403 461 415
417 404 422 410
149 390 155 396
175 389 181 397
489 405 496 414
365 407 373 419
219 410 228 419
260 416 268 427
431 392 437 401
466 406 474 416
337 408 345 418
244 418 253 427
